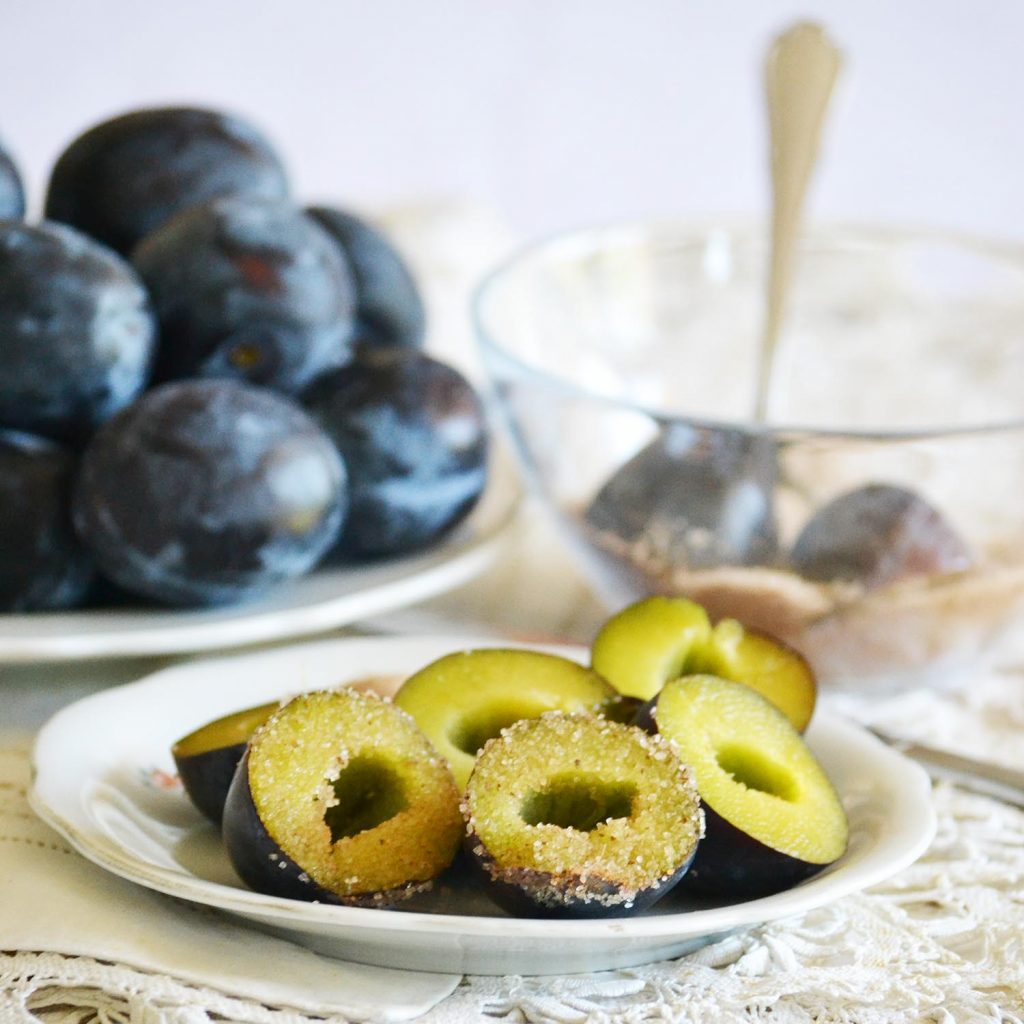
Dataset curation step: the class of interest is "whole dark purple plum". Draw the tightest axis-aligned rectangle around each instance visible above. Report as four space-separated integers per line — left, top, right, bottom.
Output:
0 430 94 611
132 197 357 395
73 380 348 607
0 140 25 219
45 107 289 255
0 221 156 442
303 349 488 559
306 206 426 350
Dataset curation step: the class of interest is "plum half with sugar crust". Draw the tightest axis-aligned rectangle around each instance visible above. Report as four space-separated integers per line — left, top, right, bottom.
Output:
464 712 704 917
222 688 462 906
641 675 847 899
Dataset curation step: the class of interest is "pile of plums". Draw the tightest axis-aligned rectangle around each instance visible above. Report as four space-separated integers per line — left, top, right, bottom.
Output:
0 108 489 611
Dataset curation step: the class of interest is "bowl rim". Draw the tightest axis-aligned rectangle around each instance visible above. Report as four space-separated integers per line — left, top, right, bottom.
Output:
472 218 1024 441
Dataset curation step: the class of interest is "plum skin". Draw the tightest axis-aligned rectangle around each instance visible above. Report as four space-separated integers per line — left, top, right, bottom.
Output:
132 196 358 396
680 804 826 899
45 106 289 255
0 141 26 219
0 221 156 443
178 743 249 826
307 206 426 350
172 702 279 826
304 348 489 559
72 380 347 607
223 749 346 903
464 831 698 918
0 430 94 611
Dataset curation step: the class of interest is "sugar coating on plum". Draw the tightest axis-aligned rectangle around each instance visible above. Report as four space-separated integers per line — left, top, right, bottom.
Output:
0 221 156 442
464 712 704 916
72 380 347 606
133 196 357 396
307 206 426 350
304 347 488 558
394 647 617 789
791 482 973 591
0 430 93 611
45 106 289 254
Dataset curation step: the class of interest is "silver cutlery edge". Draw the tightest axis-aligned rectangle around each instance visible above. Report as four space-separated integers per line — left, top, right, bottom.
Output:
869 726 1024 808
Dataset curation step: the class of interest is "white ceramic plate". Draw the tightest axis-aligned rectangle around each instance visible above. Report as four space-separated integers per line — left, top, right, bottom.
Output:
30 635 937 976
0 465 518 663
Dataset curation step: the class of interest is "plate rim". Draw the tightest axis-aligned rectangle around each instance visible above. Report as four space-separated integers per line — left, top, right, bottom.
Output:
29 633 938 945
0 466 520 663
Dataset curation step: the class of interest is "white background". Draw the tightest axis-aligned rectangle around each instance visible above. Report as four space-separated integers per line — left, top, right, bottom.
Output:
2 0 1022 240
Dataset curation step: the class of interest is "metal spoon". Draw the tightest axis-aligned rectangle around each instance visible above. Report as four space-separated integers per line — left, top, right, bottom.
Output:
755 22 842 422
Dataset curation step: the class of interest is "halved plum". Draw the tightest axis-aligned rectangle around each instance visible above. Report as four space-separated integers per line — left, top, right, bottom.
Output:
640 675 847 899
692 619 817 733
590 596 711 702
222 688 462 906
591 596 816 730
171 701 279 825
463 712 704 916
393 648 618 788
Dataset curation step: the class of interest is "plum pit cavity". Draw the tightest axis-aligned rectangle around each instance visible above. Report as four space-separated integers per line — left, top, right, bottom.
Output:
324 755 409 842
521 775 636 832
714 744 798 802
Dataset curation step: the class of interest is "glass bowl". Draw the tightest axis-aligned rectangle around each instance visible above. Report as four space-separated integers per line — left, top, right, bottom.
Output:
474 222 1024 692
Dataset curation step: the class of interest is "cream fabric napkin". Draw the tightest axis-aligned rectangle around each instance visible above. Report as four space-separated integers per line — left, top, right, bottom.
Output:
0 733 459 1022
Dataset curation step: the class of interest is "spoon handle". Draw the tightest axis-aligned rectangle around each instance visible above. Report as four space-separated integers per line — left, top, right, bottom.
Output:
756 22 842 422
868 726 1024 809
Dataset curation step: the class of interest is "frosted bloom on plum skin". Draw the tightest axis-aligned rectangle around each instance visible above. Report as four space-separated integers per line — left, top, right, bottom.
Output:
0 140 25 220
0 221 156 443
132 196 357 396
304 348 488 559
45 106 290 255
72 380 348 607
